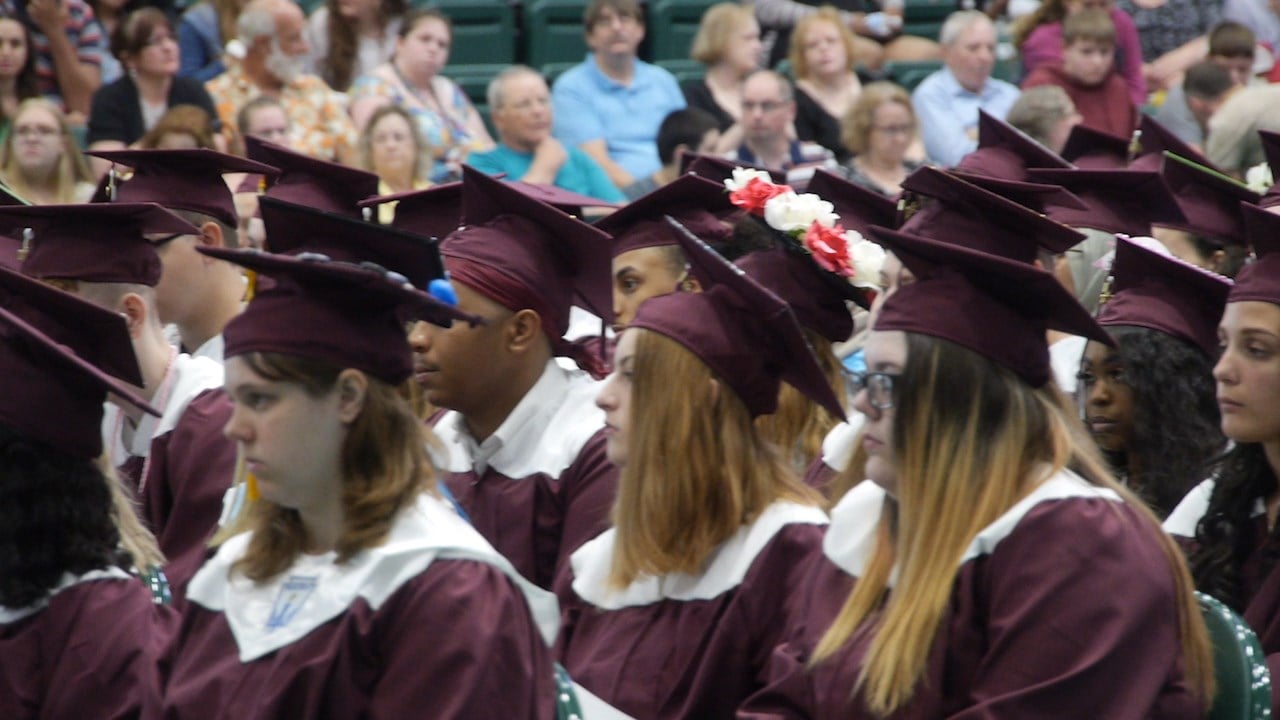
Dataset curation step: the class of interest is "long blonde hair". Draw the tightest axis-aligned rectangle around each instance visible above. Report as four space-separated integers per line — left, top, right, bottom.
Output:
99 455 167 572
811 333 1212 715
1 98 93 203
215 352 438 582
754 329 846 473
608 330 819 590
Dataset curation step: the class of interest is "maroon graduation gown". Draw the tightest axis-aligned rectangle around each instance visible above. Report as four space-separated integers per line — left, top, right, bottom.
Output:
432 361 619 589
556 502 828 719
0 569 176 720
741 474 1204 719
156 494 559 720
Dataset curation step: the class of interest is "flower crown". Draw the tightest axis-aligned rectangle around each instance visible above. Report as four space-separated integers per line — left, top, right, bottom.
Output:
723 168 883 289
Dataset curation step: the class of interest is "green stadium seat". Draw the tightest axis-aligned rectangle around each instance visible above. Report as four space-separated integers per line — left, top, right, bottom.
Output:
884 59 943 92
422 0 517 67
296 0 324 18
645 0 718 62
1198 592 1272 720
656 58 706 84
540 61 580 84
901 0 952 42
525 0 589 70
446 63 507 108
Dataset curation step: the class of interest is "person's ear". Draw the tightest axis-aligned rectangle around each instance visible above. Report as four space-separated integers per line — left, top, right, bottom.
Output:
334 368 369 423
118 293 148 337
197 220 228 250
506 308 543 354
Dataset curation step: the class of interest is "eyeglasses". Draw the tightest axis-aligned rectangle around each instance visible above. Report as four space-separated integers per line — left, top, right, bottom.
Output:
850 370 898 410
742 100 787 113
872 123 916 136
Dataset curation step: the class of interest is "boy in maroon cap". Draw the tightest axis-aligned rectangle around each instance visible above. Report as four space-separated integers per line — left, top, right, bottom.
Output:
8 202 237 603
409 168 620 590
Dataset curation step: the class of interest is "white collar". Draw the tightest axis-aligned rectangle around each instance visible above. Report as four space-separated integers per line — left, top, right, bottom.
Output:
819 417 864 474
1163 477 1263 538
824 470 1123 586
186 492 560 661
0 567 133 624
571 501 828 609
192 334 225 364
104 353 224 458
449 360 569 475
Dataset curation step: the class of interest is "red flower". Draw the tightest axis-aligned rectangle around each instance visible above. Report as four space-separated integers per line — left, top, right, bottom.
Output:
804 221 854 277
729 177 791 216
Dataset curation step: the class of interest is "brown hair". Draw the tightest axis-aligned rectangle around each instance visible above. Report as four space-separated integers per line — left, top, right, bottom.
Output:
584 0 642 30
690 2 756 65
0 98 93 203
840 81 914 155
607 330 819 589
322 0 407 91
112 7 172 63
358 103 432 183
1005 85 1077 146
220 352 438 582
810 333 1213 714
788 6 858 81
1062 8 1115 47
1208 20 1255 59
754 329 846 472
138 104 218 149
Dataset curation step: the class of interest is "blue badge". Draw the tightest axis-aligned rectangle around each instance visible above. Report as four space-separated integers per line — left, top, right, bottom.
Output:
266 575 318 630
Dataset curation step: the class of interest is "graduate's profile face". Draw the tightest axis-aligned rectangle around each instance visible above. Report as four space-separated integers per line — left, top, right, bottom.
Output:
407 282 512 416
611 246 685 331
855 330 905 495
596 329 635 467
1078 338 1134 454
1215 301 1280 445
151 233 203 327
222 357 349 513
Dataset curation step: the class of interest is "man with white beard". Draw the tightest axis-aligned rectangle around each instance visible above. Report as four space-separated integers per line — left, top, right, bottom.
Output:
205 0 356 164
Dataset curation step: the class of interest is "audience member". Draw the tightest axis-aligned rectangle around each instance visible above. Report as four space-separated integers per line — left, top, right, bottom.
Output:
1005 84 1082 153
87 0 137 83
359 104 430 221
1013 0 1145 105
1154 22 1255 147
790 6 863 162
838 81 922 196
0 97 93 202
1118 0 1220 91
1205 81 1280 176
4 0 108 115
1023 9 1137 137
683 2 759 152
206 0 356 163
754 0 940 70
469 65 623 204
87 8 219 174
136 104 218 149
306 0 404 92
621 107 719 200
913 11 1020 167
551 0 685 191
178 0 247 82
234 92 288 147
730 69 836 187
0 17 40 143
349 8 493 182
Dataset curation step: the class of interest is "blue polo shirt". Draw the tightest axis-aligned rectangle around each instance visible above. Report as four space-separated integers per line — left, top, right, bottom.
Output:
468 143 626 203
912 67 1020 168
551 54 686 180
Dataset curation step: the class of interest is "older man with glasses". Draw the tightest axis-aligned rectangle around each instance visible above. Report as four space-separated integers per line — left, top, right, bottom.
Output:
728 68 836 188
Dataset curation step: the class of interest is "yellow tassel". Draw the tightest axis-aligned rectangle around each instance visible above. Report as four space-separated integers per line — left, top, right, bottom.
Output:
246 471 260 501
243 269 258 302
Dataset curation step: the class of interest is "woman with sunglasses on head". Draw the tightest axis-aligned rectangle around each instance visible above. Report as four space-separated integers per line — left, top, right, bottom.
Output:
555 220 835 718
1167 205 1280 712
741 203 1212 717
155 202 559 719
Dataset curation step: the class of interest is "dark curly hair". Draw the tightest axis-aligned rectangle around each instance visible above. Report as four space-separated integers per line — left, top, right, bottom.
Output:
0 424 123 608
1190 443 1279 612
1093 326 1224 518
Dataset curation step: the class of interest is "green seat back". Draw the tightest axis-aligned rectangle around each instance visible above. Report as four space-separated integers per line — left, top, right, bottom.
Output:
645 0 719 62
883 59 944 92
525 0 590 70
1198 592 1272 720
554 664 584 720
656 58 706 84
422 0 517 66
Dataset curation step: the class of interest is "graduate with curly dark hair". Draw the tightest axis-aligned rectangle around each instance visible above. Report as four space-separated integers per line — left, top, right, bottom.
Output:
1079 237 1229 518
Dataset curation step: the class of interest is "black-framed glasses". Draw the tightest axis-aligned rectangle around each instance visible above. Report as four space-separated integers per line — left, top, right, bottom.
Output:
850 370 898 410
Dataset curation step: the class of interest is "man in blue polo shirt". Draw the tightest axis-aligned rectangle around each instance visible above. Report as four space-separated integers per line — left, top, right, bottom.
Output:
550 0 686 191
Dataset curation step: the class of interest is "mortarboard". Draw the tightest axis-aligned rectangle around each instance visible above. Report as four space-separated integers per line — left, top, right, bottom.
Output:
949 170 1088 212
953 110 1072 180
628 217 846 420
245 136 379 218
1232 202 1280 305
359 182 462 239
1025 168 1186 237
805 169 900 237
1059 124 1129 169
1158 152 1259 243
682 153 787 184
596 174 734 258
1130 115 1215 172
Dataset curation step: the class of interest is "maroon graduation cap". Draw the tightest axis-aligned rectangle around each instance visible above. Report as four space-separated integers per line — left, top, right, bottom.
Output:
1259 130 1280 209
87 148 279 227
1059 124 1130 170
628 216 846 421
359 182 462 239
898 166 1084 263
596 174 734 258
806 168 901 237
199 246 481 384
870 226 1113 387
0 265 157 458
1025 167 1186 237
259 197 446 292
1158 152 1259 243
953 110 1072 180
1097 237 1231 357
1232 202 1280 305
0 203 200 286
245 136 380 218
1130 115 1215 172
948 170 1088 212
681 153 787 184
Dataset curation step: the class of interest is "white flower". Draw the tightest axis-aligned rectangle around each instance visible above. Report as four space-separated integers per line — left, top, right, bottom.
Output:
1245 162 1273 193
723 167 776 193
763 191 837 233
845 231 886 288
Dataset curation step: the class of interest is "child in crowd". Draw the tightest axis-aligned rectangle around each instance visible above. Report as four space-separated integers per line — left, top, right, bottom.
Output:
1023 9 1138 138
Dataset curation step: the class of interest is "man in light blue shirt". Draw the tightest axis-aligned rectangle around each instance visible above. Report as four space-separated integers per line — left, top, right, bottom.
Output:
551 0 686 191
470 66 625 204
912 11 1020 168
